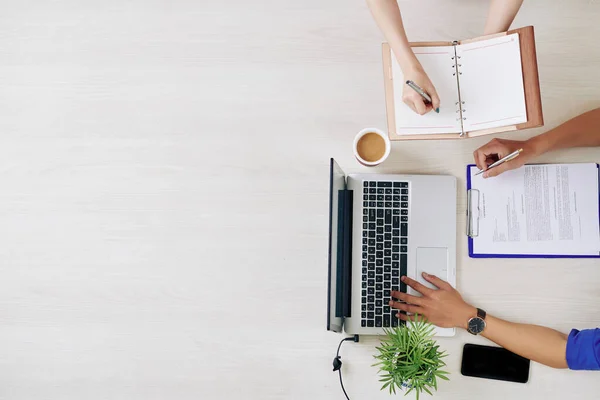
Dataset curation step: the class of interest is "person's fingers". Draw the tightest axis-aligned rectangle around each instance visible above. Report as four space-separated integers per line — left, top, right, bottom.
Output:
480 139 513 160
473 138 520 172
485 155 498 166
389 300 422 315
390 290 425 305
401 275 433 296
403 98 418 114
413 98 428 115
395 312 429 322
395 312 410 322
483 159 516 178
422 272 452 291
473 148 488 171
428 86 441 112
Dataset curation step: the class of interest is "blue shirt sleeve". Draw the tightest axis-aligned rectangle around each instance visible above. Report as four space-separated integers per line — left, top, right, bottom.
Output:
566 328 600 370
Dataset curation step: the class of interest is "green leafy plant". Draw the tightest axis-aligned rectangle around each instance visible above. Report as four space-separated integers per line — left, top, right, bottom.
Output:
373 316 449 399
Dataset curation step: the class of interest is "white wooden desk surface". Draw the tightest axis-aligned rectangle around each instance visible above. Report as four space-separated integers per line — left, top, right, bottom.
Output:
1 0 599 399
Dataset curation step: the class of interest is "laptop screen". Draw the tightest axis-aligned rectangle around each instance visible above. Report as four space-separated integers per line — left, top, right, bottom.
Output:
327 159 346 332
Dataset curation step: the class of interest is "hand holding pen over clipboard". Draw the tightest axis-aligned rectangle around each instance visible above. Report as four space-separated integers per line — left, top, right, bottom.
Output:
473 138 535 178
475 148 522 176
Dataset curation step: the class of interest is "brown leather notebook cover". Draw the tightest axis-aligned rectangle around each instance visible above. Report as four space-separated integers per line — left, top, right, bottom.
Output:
382 26 543 141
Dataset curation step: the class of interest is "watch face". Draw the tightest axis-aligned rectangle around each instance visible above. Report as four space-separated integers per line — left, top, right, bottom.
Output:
468 317 486 334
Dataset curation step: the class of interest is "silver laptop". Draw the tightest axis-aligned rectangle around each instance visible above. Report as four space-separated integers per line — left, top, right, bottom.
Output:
327 159 457 337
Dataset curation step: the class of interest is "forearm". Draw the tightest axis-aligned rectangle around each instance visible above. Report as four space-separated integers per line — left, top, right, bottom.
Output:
396 275 572 369
481 315 568 368
483 0 524 34
528 107 600 157
366 0 418 71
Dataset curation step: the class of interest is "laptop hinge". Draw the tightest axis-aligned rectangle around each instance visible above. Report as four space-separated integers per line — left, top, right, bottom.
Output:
335 187 353 319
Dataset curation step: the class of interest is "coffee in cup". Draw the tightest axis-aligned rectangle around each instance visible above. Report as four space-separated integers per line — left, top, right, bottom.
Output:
353 128 391 166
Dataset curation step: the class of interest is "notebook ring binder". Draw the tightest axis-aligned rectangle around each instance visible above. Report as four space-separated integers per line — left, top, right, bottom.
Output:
455 99 467 120
455 101 466 117
451 39 469 136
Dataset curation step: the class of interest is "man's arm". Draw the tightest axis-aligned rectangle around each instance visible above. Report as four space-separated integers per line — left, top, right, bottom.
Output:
473 108 600 177
483 0 524 34
529 107 600 156
389 273 569 369
481 315 568 368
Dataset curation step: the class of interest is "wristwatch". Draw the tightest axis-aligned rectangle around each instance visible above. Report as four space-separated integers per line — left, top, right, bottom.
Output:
467 308 487 335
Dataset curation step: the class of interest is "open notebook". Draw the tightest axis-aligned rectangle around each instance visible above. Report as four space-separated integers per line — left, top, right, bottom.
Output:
382 26 543 140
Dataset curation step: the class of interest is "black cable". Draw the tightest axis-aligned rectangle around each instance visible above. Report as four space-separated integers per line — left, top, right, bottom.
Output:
336 339 351 400
332 335 359 400
338 366 349 400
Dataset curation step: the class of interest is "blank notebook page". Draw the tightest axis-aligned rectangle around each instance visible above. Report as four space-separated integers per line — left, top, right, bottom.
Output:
457 34 527 131
392 46 461 135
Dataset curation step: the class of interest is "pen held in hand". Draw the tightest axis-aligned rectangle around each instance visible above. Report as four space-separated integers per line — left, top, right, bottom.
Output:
475 148 523 176
405 80 439 113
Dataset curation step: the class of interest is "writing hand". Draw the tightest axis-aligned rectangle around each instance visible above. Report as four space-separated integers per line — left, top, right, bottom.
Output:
473 138 533 178
402 64 440 116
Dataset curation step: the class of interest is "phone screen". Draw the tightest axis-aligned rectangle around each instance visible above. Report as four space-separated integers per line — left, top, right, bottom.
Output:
461 344 530 383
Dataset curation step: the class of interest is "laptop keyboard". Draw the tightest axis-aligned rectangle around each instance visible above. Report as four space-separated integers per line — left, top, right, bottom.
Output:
360 181 409 328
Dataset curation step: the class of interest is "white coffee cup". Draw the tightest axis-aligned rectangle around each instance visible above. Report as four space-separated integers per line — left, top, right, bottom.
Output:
353 128 391 166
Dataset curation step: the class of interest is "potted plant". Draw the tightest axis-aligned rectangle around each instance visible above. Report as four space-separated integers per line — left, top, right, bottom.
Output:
373 316 449 399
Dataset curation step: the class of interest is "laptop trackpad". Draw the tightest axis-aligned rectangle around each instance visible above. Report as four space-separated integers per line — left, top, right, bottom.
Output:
415 247 448 291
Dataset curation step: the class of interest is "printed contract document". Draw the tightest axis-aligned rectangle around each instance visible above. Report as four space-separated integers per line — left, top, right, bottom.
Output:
468 163 600 256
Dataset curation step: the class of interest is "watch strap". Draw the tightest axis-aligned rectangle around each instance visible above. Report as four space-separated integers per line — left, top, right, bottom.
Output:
477 308 486 320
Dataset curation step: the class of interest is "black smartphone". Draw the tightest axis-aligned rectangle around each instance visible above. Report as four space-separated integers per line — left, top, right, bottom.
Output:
461 343 530 383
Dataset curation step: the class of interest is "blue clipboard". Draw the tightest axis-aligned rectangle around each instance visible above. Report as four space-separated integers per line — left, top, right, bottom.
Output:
466 163 600 258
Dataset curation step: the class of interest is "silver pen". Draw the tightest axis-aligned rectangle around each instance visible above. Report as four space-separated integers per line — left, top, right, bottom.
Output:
475 148 523 176
405 80 433 103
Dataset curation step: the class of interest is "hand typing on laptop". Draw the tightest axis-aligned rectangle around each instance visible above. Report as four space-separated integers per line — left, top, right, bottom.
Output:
389 272 600 371
389 272 474 329
473 107 600 178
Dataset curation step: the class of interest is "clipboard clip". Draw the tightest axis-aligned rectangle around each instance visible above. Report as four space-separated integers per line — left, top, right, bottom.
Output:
466 189 480 238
